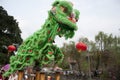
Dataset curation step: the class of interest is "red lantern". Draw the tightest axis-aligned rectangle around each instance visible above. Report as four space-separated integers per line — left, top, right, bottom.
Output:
8 45 16 52
76 42 87 52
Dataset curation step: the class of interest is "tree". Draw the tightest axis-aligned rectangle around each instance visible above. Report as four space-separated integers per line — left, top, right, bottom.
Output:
61 42 77 69
0 6 23 64
95 31 105 51
61 41 82 71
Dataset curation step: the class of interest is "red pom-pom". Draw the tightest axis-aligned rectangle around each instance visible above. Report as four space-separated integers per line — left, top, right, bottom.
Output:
76 42 87 52
48 52 53 54
8 45 16 52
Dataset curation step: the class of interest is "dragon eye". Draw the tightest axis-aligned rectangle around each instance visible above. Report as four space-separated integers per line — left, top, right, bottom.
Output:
60 6 66 12
56 1 59 5
60 6 72 15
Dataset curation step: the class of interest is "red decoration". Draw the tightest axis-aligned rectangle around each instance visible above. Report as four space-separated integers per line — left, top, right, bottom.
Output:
48 30 50 34
48 38 52 42
68 17 76 23
29 50 32 52
45 57 49 61
48 52 53 54
76 42 87 52
57 28 61 32
26 57 30 60
8 45 16 52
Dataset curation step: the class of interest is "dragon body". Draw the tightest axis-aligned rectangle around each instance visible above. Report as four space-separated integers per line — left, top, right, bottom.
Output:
4 0 80 76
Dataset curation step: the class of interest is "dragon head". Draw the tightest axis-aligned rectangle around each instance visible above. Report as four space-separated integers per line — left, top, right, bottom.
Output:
50 0 80 39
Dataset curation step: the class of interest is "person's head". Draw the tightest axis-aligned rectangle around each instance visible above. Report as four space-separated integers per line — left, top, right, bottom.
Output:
0 70 5 74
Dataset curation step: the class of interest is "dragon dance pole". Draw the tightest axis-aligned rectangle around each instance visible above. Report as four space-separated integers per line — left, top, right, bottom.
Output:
55 72 61 80
35 71 40 80
18 70 24 80
39 72 45 80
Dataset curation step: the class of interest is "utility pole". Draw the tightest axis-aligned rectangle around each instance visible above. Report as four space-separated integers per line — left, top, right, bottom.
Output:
88 51 92 80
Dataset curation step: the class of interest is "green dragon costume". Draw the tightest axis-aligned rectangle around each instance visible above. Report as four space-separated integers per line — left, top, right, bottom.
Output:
4 0 80 76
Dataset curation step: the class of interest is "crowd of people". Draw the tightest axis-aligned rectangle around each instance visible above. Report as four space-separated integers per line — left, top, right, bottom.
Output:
0 65 9 80
0 65 34 80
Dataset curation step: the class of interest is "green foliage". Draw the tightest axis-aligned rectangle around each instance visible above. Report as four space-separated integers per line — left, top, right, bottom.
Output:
0 6 23 48
0 52 7 65
62 32 120 79
0 6 23 65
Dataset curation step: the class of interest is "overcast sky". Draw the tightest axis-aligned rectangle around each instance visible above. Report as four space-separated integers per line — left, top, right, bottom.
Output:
1 0 120 47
